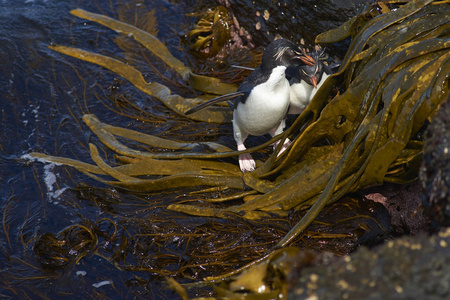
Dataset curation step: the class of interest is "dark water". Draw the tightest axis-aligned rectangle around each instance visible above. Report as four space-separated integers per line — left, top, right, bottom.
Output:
0 0 218 298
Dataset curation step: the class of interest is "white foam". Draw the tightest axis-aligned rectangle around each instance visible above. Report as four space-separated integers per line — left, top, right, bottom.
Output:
92 280 113 288
21 154 68 201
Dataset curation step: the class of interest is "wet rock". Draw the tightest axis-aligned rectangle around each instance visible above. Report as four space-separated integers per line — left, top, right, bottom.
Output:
362 182 430 235
288 228 450 300
217 0 371 56
420 95 450 229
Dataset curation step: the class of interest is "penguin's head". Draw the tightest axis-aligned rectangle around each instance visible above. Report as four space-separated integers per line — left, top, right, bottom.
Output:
296 50 327 88
262 38 315 71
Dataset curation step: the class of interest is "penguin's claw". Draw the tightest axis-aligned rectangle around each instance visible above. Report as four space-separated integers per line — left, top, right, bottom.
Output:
239 153 256 173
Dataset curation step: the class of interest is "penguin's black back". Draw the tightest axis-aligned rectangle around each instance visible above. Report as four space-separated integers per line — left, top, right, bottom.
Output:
234 66 270 105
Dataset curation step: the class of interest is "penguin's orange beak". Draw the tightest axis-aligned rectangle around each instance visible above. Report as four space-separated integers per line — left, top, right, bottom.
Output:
311 76 318 88
300 54 315 66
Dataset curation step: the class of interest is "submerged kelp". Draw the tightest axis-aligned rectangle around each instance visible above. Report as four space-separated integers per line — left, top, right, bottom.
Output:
28 0 449 292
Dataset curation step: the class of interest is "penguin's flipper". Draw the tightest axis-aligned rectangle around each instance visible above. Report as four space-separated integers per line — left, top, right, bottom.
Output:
327 62 341 74
185 92 244 115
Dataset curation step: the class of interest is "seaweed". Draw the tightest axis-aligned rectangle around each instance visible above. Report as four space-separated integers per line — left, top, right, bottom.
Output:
27 0 449 296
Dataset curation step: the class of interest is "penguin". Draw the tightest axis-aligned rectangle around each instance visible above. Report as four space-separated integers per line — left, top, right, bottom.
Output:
286 49 336 115
186 38 315 172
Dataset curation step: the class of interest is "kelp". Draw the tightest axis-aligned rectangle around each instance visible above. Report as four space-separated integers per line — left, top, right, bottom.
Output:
47 43 233 123
29 0 449 287
187 6 232 57
70 8 237 96
29 189 388 298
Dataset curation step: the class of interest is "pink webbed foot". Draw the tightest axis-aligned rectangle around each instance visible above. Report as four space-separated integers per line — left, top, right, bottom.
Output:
273 138 291 156
239 153 256 173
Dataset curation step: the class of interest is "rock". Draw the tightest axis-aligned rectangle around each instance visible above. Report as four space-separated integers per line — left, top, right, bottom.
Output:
217 0 371 56
288 228 450 300
362 182 430 235
420 95 450 229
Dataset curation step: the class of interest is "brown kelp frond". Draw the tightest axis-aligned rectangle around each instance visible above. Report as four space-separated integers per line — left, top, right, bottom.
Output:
187 6 232 57
34 223 98 270
84 114 234 153
2 199 15 251
30 188 388 286
48 44 233 123
70 8 237 95
29 146 245 193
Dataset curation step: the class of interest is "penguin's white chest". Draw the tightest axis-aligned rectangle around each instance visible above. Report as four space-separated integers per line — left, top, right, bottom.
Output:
289 81 315 114
289 73 330 114
234 66 290 136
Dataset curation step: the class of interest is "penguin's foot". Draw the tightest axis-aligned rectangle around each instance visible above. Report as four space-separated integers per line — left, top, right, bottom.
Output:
239 153 256 173
273 138 291 156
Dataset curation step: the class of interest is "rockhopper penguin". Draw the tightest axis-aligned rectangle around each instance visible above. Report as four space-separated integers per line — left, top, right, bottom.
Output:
286 49 335 115
186 38 315 172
